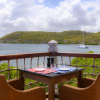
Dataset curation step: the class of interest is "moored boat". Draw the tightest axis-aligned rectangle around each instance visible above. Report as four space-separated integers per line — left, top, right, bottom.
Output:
77 44 88 49
77 32 89 49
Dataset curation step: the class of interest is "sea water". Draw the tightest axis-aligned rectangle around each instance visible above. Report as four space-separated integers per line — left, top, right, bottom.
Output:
0 43 100 67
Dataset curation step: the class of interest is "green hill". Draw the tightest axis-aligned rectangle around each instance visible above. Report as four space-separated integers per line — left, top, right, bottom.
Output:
0 31 100 44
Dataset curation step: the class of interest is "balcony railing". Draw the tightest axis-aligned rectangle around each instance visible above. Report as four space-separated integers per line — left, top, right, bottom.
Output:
0 52 100 90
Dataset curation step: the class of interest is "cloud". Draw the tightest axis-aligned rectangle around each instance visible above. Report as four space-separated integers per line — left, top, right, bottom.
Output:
0 0 100 38
38 0 44 3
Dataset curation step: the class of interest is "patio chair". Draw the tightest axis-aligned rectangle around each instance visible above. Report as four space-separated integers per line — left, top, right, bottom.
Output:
0 74 46 100
59 73 100 100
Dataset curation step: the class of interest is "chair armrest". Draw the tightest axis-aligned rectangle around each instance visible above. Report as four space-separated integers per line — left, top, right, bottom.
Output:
59 84 95 100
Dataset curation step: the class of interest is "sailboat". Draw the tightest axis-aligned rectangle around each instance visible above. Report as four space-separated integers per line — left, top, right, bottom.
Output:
77 32 88 49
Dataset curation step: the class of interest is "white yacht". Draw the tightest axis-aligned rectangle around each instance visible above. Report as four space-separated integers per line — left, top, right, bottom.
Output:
77 44 88 49
77 32 88 49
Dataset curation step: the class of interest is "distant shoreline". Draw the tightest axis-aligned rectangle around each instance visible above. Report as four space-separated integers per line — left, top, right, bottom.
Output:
0 42 99 45
0 31 100 45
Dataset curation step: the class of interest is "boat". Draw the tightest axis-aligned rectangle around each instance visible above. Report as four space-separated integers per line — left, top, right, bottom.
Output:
77 44 88 49
77 32 88 49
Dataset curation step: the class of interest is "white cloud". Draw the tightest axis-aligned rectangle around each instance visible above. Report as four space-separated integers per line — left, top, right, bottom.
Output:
0 0 100 38
38 0 44 3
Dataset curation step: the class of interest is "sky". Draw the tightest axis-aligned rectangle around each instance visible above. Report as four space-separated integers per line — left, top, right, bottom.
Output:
0 0 100 38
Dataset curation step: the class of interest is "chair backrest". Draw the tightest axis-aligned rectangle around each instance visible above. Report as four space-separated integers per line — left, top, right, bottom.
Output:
81 74 100 100
0 74 21 100
0 74 46 100
0 74 11 100
93 74 100 100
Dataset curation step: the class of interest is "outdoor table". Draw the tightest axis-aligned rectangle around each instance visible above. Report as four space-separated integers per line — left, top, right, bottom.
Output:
18 67 83 100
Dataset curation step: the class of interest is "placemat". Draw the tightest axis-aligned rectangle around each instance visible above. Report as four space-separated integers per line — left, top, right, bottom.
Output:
54 67 76 74
26 67 57 74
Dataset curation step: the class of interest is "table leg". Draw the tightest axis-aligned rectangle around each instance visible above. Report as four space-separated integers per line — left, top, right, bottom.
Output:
48 78 55 100
19 71 25 90
77 70 83 88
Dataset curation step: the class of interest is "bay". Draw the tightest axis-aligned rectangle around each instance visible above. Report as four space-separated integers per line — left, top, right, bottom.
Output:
0 43 100 67
0 43 100 55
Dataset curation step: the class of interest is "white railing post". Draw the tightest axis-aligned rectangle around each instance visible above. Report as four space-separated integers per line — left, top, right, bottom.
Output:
48 40 58 66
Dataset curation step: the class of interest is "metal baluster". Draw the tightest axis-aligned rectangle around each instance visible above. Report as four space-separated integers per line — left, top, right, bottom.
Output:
8 60 10 80
76 57 78 69
30 57 32 68
61 56 63 64
69 57 71 67
37 57 39 67
85 58 87 78
16 59 18 79
93 58 95 78
29 57 33 88
43 56 45 68
24 58 25 69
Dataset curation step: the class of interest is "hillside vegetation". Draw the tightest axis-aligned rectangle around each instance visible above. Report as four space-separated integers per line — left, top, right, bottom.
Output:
0 30 100 44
